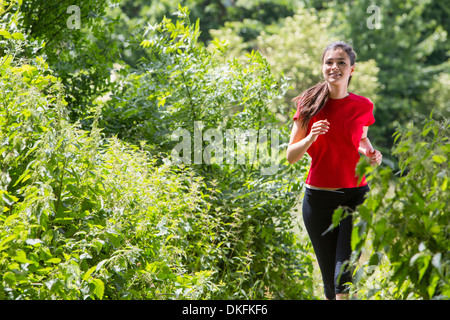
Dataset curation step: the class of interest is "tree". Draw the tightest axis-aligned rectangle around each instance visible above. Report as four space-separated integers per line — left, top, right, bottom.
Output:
14 0 122 123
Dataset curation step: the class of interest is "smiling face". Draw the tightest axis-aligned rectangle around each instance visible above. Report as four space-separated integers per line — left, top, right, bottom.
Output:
322 48 355 87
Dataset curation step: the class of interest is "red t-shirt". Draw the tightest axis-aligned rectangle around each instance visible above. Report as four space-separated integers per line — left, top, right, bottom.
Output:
293 92 375 188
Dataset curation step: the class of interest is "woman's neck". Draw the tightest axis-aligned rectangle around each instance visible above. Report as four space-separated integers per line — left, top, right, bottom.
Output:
327 83 349 99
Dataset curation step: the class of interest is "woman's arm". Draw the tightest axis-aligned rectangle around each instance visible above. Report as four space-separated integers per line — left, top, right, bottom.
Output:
359 126 382 165
287 119 330 164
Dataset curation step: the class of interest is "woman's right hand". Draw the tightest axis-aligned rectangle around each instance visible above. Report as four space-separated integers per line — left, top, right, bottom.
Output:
287 119 330 164
308 119 330 142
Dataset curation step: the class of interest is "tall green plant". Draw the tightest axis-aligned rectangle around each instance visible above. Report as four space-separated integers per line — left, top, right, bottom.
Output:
12 0 123 123
1 5 316 299
0 37 222 300
98 5 315 299
350 114 449 299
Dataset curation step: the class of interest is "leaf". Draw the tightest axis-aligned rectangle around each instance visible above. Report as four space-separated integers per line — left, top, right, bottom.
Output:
1 191 19 206
442 178 448 192
25 239 44 246
13 250 32 264
351 225 360 251
0 235 16 252
432 155 447 163
95 259 108 272
0 29 11 39
80 252 92 260
91 240 104 254
13 169 32 187
82 266 97 281
331 207 344 228
140 40 151 48
358 205 372 223
418 255 431 282
3 272 16 286
91 278 105 300
431 253 441 270
368 252 381 266
46 258 62 264
53 217 74 224
45 279 58 290
11 33 25 40
427 272 439 298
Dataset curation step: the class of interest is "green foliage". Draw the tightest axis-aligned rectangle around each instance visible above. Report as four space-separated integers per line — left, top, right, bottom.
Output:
97 5 315 299
13 0 123 123
1 5 315 300
350 114 449 299
2 0 448 301
99 6 289 150
1 44 225 299
114 0 300 43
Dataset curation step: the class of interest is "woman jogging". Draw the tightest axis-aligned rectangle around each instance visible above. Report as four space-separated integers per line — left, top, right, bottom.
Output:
286 41 382 300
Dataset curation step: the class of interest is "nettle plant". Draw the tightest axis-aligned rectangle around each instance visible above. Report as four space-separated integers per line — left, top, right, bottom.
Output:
0 41 223 299
99 5 289 153
350 114 449 299
1 6 315 300
97 5 315 299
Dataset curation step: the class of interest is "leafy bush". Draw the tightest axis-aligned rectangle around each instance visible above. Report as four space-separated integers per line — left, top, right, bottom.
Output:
16 0 123 123
350 114 449 299
1 48 226 299
1 6 315 300
96 5 315 299
2 0 448 302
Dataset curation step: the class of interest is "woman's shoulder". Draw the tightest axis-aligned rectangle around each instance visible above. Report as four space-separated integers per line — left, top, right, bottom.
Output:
348 92 374 106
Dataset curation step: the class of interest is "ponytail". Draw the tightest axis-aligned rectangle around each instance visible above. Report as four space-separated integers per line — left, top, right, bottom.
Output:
293 81 329 129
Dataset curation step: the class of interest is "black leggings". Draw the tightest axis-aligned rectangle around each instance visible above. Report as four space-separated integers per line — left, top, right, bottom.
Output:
302 184 369 300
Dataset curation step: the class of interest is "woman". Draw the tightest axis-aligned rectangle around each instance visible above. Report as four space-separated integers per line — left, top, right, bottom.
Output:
287 41 382 300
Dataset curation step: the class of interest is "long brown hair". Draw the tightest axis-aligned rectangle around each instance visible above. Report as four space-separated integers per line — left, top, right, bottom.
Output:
293 41 356 128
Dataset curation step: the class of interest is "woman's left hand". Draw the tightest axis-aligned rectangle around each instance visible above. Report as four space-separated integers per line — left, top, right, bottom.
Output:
368 148 382 166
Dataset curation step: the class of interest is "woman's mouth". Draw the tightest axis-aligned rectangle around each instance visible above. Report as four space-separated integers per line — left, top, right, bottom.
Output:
329 73 341 78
